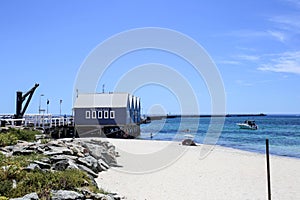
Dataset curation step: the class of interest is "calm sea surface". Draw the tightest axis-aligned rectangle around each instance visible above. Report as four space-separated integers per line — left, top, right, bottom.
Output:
140 115 300 158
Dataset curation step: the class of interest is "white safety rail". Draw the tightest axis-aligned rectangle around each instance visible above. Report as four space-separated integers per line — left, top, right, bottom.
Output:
0 114 73 129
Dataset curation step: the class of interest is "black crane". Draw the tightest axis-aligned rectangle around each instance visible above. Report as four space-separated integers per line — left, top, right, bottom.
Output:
14 83 39 120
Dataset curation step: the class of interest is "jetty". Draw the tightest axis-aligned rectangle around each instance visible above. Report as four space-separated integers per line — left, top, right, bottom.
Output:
0 114 75 138
147 113 267 120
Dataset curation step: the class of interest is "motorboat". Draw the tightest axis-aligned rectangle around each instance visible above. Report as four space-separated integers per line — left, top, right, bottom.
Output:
237 120 258 130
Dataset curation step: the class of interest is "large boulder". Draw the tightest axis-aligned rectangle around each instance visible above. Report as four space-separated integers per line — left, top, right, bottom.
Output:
10 192 39 200
52 159 69 171
51 190 83 200
77 155 100 173
182 139 197 146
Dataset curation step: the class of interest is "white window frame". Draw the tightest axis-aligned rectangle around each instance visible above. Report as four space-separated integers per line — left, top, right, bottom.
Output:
92 111 97 119
104 110 109 119
98 110 102 119
85 110 91 119
110 110 115 119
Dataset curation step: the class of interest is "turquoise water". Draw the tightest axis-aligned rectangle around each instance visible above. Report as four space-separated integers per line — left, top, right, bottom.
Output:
140 115 300 158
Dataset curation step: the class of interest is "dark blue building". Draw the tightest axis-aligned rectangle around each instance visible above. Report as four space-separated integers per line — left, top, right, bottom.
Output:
73 93 141 138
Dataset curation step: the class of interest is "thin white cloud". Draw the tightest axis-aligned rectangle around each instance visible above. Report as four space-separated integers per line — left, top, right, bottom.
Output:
235 46 257 52
228 30 268 38
258 51 300 74
235 79 273 87
228 29 288 43
267 30 287 42
218 60 240 65
269 15 300 31
236 54 260 61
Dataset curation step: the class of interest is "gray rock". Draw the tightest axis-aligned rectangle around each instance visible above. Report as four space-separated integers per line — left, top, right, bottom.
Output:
40 144 51 151
47 146 74 155
84 143 107 160
3 145 15 151
0 147 9 153
69 146 85 157
98 159 109 171
11 179 17 189
10 192 39 200
92 193 115 200
12 146 35 155
182 138 197 146
24 163 41 171
111 194 124 200
24 143 38 150
51 190 83 200
40 157 51 163
43 150 63 156
101 152 117 166
36 146 45 154
77 155 99 173
77 164 98 178
50 154 78 162
53 160 69 171
33 160 51 169
66 160 79 170
48 140 65 147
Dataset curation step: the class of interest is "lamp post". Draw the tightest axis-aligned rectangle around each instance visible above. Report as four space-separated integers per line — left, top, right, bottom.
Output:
39 94 44 114
60 99 62 116
47 99 49 114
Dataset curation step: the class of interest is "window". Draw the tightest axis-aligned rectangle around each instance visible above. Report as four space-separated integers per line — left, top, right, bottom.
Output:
92 111 96 119
98 111 102 119
104 110 109 119
110 111 115 119
85 111 90 119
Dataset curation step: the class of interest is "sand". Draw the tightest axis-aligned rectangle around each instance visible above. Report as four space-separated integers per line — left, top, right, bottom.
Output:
96 139 300 200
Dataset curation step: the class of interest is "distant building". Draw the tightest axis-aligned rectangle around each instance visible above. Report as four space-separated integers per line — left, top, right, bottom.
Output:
73 93 141 138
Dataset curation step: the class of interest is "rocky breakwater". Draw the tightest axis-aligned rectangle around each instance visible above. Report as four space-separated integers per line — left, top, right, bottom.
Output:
0 138 122 200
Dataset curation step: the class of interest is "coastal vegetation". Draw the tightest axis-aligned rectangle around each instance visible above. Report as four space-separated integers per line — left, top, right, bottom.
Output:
0 128 37 147
0 128 103 199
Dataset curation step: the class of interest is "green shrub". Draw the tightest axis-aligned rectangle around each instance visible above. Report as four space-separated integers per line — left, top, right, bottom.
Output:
0 133 18 147
0 153 98 199
11 169 98 198
0 180 13 197
0 129 40 147
40 138 50 144
0 130 103 199
9 128 38 142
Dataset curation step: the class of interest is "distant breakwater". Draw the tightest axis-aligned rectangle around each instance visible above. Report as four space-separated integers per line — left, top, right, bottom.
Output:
148 113 267 120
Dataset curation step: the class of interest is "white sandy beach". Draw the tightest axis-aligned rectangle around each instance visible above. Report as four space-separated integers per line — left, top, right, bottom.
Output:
96 139 300 200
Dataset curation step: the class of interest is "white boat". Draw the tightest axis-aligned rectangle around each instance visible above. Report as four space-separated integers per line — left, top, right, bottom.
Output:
237 120 258 130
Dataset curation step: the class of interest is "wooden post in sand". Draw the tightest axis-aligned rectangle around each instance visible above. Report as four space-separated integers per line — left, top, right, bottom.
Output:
266 139 271 200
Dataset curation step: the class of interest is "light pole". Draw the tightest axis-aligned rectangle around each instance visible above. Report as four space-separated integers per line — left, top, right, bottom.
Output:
47 99 49 114
39 94 44 114
60 99 62 116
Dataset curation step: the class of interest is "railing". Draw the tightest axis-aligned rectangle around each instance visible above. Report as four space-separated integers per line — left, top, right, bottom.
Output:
0 114 73 129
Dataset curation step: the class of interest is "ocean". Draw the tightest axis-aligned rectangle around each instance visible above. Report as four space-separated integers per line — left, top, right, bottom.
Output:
140 115 300 159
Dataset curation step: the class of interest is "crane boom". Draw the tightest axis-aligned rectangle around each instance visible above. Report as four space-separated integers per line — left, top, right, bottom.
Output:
15 83 39 119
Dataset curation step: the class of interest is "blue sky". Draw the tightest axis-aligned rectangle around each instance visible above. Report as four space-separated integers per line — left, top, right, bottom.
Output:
1 0 300 115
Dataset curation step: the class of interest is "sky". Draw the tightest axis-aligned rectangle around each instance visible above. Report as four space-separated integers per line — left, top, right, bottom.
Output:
1 0 300 115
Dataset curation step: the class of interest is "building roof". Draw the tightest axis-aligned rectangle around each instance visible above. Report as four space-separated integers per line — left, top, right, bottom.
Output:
73 93 131 108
